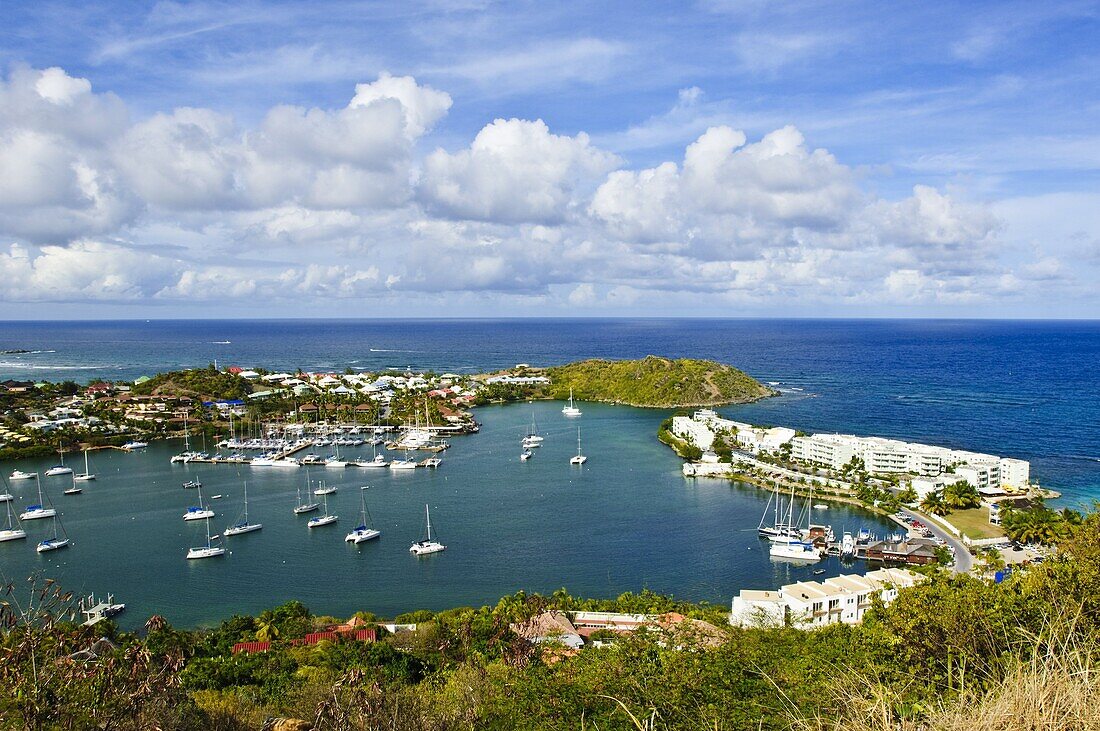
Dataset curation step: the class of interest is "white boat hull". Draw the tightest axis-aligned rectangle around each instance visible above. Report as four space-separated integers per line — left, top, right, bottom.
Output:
769 542 822 562
37 538 70 553
20 508 55 520
0 493 12 502
294 504 320 514
74 474 95 481
308 515 338 528
390 461 417 470
0 529 27 542
10 471 35 480
187 546 225 559
183 510 215 521
346 528 381 543
570 456 587 464
224 523 262 536
45 467 73 477
410 541 445 555
314 488 337 496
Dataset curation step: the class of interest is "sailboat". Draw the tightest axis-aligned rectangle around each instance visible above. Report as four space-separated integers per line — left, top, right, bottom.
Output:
521 409 544 447
570 427 587 465
36 513 70 553
0 473 12 503
294 478 320 514
389 447 418 470
0 499 26 542
64 473 82 495
345 487 381 543
562 388 582 417
183 485 215 521
74 449 95 481
20 475 56 520
224 482 262 536
307 492 337 528
769 484 822 562
186 517 225 559
313 479 337 495
45 445 73 476
410 504 445 555
757 483 801 540
171 417 197 463
325 438 348 468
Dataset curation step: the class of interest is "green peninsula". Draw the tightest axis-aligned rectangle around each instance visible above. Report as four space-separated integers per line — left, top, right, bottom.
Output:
543 355 775 408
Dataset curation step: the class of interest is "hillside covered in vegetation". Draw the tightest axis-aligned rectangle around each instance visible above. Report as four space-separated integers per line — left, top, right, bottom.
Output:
544 356 775 408
2 510 1098 730
130 365 253 401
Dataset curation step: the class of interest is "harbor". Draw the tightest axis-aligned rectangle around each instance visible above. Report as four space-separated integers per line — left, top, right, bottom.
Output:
0 400 903 629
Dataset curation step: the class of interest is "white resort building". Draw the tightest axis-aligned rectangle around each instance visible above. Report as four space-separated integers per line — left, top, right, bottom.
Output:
730 568 923 629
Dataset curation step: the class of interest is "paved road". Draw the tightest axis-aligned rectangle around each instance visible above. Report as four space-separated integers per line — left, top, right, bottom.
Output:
900 507 973 574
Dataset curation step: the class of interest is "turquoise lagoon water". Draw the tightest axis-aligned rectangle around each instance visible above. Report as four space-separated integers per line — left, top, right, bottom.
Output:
0 400 895 628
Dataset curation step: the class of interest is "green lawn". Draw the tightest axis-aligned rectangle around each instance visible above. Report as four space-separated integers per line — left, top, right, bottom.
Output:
945 507 1006 540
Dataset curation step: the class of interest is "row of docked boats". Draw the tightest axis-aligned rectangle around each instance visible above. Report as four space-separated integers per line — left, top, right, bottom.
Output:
758 482 835 562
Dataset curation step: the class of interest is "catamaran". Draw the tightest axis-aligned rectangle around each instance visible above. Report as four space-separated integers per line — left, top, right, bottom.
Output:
410 504 445 555
20 475 56 520
186 516 225 559
183 485 215 521
562 388 582 417
74 449 95 481
0 499 26 542
224 482 262 536
307 493 337 528
37 513 70 553
45 446 72 476
570 427 587 465
345 487 381 543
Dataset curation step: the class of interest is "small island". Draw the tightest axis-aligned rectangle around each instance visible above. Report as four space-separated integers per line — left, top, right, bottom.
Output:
538 356 775 408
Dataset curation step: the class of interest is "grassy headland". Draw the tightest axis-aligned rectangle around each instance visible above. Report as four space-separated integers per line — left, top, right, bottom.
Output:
543 355 775 408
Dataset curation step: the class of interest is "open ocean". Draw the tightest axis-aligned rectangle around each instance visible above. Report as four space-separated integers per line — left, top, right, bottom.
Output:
0 319 1097 627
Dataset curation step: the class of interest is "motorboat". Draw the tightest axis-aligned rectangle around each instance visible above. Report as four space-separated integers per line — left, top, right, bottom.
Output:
121 441 148 450
182 480 202 489
520 449 533 461
10 470 35 480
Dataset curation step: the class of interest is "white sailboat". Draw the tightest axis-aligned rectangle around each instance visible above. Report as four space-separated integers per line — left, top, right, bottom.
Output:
769 484 822 562
569 427 587 465
183 485 215 521
313 479 337 496
410 504 445 555
345 487 381 543
0 474 12 503
63 473 82 495
20 475 56 520
45 445 73 476
74 449 95 481
307 493 337 528
0 499 26 542
389 448 418 470
186 517 225 559
294 479 320 515
36 513 70 553
562 388 582 417
224 482 262 536
757 483 801 540
354 452 389 468
521 409 544 448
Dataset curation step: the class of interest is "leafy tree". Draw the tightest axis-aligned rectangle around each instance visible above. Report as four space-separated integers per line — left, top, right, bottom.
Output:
920 489 951 516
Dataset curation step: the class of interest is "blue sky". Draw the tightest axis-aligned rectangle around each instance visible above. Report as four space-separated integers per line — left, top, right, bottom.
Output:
1 0 1098 318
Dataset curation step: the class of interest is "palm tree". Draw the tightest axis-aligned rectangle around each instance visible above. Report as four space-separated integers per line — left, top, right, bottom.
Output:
255 610 280 642
920 490 951 517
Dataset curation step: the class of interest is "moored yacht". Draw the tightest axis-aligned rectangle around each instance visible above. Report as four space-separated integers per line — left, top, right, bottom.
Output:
20 475 56 520
36 513 70 553
562 388 582 417
410 504 445 555
224 482 262 536
569 427 587 465
183 485 215 521
74 449 95 481
10 470 35 480
307 493 337 528
345 487 381 544
186 517 225 559
45 448 73 477
0 499 26 542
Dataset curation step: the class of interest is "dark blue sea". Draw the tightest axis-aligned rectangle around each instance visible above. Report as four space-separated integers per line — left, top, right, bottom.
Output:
0 319 1097 627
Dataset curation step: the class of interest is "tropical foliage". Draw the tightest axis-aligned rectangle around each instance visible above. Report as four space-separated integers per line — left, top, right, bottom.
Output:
545 356 775 408
131 365 253 401
2 512 1099 730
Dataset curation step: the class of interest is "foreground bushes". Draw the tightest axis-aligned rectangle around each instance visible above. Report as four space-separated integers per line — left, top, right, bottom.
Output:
2 514 1099 730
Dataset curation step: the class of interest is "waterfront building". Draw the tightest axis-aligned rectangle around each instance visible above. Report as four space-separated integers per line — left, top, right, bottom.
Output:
730 568 923 629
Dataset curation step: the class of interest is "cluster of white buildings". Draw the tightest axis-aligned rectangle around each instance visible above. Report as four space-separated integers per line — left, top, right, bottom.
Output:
233 369 477 406
790 433 1030 490
730 568 923 628
670 410 1031 491
672 409 797 455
